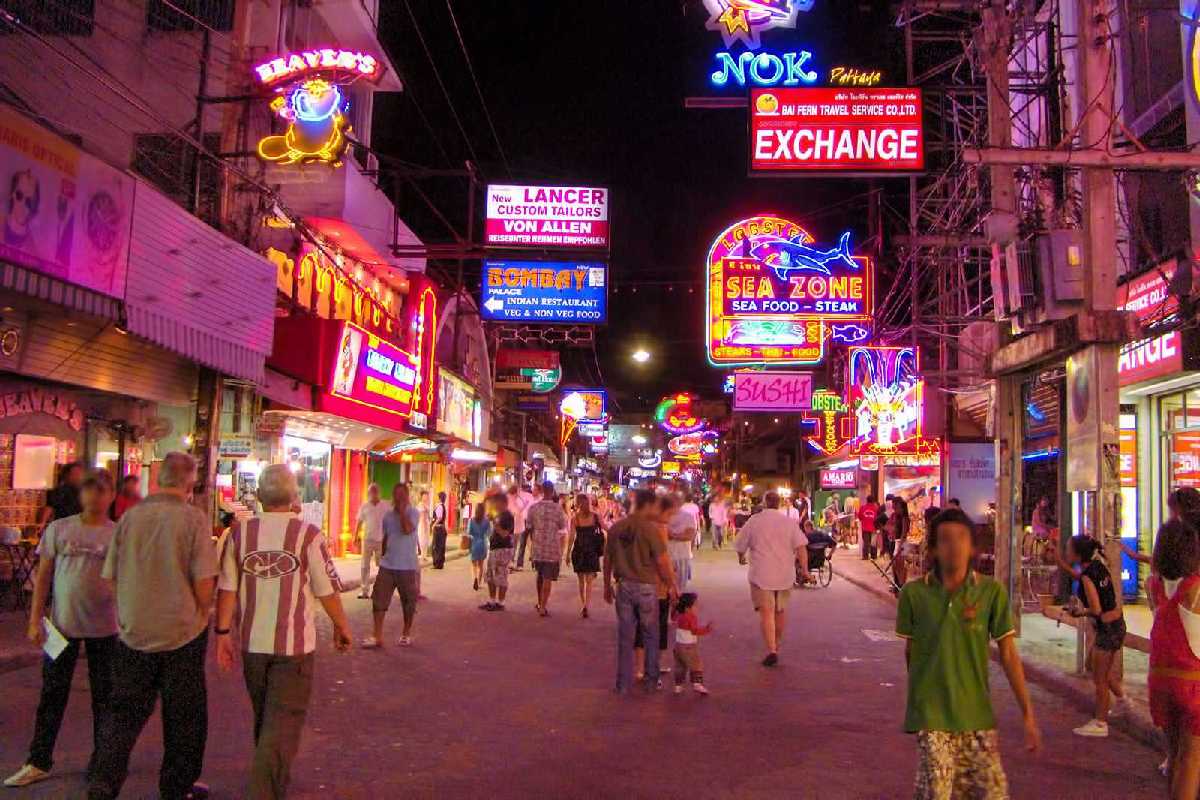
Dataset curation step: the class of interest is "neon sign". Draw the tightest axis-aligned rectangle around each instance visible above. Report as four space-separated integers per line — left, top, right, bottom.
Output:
710 50 818 89
655 393 707 435
638 449 663 469
559 390 607 422
706 215 872 366
803 388 851 455
703 0 814 50
254 49 382 86
669 430 719 458
829 67 882 87
846 346 938 459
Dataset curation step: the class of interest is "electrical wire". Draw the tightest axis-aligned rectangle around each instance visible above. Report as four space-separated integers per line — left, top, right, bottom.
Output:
443 0 511 178
400 0 482 169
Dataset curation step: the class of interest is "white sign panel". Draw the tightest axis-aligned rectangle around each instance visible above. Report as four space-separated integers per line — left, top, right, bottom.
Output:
485 184 609 250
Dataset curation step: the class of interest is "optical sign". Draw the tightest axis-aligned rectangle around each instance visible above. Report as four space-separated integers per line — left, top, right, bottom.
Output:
482 261 608 324
750 87 925 174
485 185 609 250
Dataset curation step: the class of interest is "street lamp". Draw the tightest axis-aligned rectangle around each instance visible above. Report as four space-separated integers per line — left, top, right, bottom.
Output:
631 349 651 364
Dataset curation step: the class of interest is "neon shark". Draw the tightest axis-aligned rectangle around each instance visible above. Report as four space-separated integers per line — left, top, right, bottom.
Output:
749 231 857 281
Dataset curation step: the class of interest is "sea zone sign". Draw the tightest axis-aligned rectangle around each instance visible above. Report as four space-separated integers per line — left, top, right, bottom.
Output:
750 87 925 174
733 371 813 411
706 215 873 366
485 185 609 250
482 261 608 323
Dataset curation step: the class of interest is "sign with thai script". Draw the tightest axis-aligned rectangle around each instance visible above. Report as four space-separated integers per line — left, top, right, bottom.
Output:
706 215 872 366
750 87 925 174
1118 261 1182 386
482 261 608 323
485 185 609 250
0 108 134 298
733 371 813 411
820 469 856 489
329 322 419 419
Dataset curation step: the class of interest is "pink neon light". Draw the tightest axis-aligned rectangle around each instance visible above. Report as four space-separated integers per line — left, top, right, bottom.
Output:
254 49 382 86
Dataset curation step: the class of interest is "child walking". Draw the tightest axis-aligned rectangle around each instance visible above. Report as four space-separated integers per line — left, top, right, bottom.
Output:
482 496 516 611
896 508 1040 799
671 592 713 695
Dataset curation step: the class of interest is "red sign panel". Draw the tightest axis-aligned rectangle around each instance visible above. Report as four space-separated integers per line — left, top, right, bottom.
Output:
1118 261 1181 386
749 87 925 174
1173 431 1200 489
496 349 560 370
820 469 857 490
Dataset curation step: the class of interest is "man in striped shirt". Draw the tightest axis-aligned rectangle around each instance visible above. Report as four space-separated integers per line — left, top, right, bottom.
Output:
215 465 353 799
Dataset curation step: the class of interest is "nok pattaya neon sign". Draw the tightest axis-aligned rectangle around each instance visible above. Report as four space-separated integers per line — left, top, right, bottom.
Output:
703 0 814 50
711 50 818 89
655 393 707 436
706 215 873 366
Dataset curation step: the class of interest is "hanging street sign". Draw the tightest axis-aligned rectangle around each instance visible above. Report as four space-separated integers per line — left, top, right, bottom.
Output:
482 261 608 324
484 185 610 250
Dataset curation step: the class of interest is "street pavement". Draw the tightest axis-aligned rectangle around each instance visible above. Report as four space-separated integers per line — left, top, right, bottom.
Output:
0 547 1164 799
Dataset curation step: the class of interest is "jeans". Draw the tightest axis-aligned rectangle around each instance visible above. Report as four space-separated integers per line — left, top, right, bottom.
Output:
360 539 383 595
515 530 530 567
431 525 448 569
672 557 691 592
242 652 315 800
27 634 116 773
616 581 659 691
87 630 208 800
712 524 725 549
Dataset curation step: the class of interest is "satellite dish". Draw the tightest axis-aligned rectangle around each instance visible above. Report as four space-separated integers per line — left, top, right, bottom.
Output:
142 416 174 441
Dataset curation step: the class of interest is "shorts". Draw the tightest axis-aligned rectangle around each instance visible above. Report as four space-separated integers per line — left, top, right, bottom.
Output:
914 729 1008 800
372 568 418 615
487 548 513 588
750 583 791 613
1150 673 1200 736
534 559 560 582
1093 618 1127 652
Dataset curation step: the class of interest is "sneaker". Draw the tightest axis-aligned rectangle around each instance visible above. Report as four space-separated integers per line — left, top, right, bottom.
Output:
581 607 589 619
360 636 382 649
4 765 50 787
473 579 479 591
1160 757 1170 776
1109 697 1132 718
398 636 413 646
762 653 779 667
673 685 684 695
495 603 505 611
479 602 495 611
692 683 709 696
1073 719 1109 737
357 593 370 599
185 783 210 800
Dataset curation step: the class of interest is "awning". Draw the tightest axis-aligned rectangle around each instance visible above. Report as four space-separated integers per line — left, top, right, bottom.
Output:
1 261 121 321
266 409 411 452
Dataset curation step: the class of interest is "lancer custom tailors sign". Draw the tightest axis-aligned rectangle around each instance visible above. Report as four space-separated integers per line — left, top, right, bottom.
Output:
485 184 609 250
706 215 873 366
750 87 925 174
482 261 608 323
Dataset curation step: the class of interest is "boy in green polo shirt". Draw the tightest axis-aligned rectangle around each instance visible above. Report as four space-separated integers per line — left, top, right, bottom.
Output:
896 508 1041 800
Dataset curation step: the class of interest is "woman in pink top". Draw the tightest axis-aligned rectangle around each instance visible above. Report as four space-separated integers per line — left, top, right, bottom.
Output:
1149 518 1200 800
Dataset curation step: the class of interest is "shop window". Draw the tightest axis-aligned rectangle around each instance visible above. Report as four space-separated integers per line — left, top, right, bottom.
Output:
146 0 234 31
131 133 223 229
0 0 94 36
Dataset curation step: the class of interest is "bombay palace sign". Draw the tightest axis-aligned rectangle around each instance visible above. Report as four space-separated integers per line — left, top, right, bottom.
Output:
706 215 873 366
485 184 609 250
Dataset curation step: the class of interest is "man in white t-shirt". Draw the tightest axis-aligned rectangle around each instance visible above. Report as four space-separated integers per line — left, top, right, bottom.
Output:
216 465 352 798
680 494 703 549
666 495 697 591
709 486 731 549
735 491 808 667
510 483 535 570
355 484 390 599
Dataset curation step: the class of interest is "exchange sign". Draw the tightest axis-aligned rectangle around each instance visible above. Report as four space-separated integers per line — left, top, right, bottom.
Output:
482 261 608 324
750 87 925 174
485 184 609 250
706 215 873 366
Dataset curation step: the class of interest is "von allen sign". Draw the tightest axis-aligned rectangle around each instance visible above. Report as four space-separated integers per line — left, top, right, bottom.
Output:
485 184 609 250
733 371 813 411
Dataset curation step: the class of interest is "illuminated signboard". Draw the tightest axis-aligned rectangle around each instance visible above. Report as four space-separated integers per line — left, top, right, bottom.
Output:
669 430 720 458
254 50 383 168
706 215 872 366
655 393 707 435
1119 261 1183 386
495 349 563 392
703 0 813 49
485 185 609 250
638 449 663 469
329 322 419 419
750 87 925 174
820 469 857 490
804 388 852 455
733 371 813 411
560 389 607 422
711 49 818 89
829 67 883 87
1190 1 1200 113
846 346 939 459
437 369 477 443
482 261 608 323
